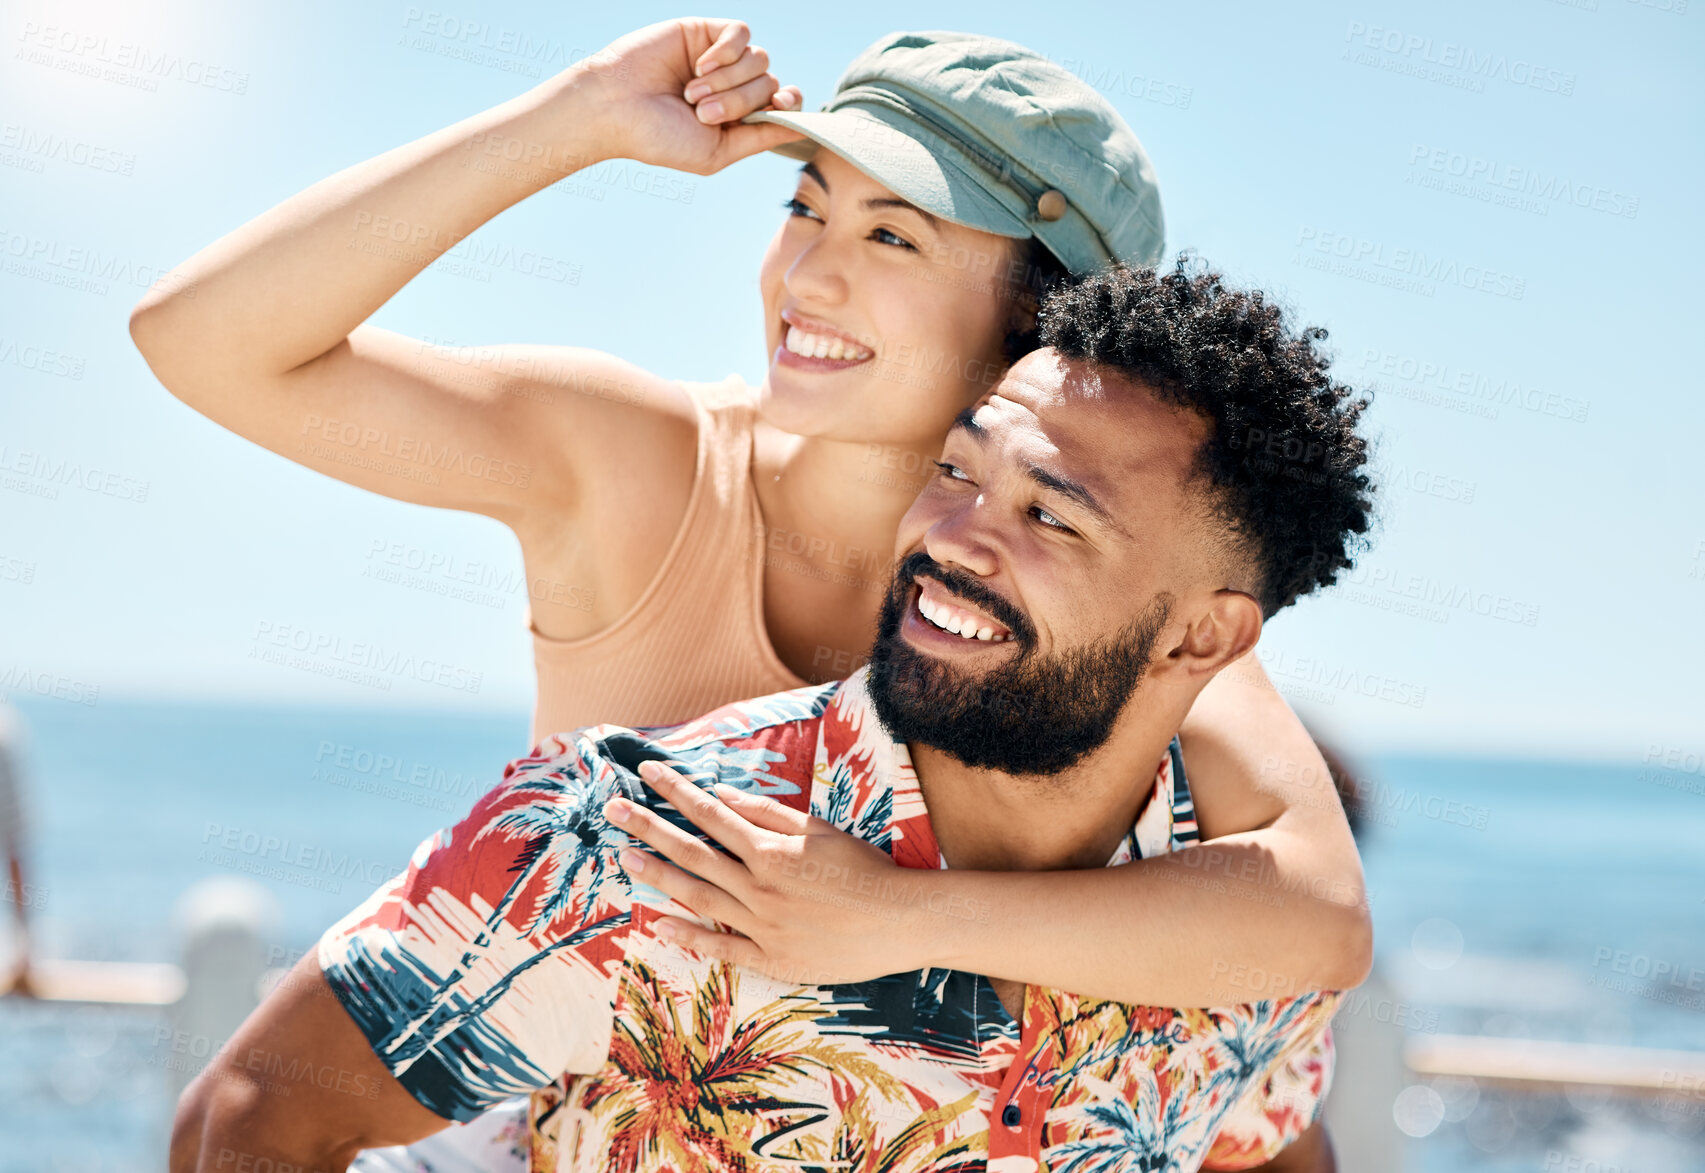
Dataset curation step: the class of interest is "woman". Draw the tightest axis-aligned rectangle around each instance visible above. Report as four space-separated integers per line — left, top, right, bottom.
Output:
130 18 1369 1170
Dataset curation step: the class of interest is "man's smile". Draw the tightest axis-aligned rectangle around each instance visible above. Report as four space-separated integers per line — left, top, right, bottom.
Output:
900 580 1018 654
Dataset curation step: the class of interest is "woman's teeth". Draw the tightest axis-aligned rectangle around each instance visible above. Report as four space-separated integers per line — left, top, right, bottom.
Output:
917 593 1011 642
785 326 872 362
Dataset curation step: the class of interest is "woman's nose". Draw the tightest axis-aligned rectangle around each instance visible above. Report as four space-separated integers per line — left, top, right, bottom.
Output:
784 234 850 306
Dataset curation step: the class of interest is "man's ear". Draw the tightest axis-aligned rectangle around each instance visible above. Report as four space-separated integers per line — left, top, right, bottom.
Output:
1172 591 1263 678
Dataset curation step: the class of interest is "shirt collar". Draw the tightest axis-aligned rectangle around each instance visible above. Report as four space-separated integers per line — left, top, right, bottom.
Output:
814 667 1194 870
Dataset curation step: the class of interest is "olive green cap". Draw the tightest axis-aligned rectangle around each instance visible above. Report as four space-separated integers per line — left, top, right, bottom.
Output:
744 30 1165 274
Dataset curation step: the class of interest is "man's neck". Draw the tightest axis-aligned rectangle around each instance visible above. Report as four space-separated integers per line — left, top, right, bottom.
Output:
907 692 1191 874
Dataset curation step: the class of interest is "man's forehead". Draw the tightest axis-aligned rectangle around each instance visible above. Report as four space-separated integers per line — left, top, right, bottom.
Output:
982 350 1102 414
965 351 1205 460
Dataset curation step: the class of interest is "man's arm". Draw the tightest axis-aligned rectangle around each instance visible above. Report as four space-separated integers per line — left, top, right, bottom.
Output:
170 952 450 1173
171 732 639 1172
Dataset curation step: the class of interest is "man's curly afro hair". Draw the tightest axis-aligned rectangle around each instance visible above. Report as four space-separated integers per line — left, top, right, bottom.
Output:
1036 256 1375 617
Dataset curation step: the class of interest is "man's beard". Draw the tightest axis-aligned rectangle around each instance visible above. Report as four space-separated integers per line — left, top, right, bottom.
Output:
866 551 1172 777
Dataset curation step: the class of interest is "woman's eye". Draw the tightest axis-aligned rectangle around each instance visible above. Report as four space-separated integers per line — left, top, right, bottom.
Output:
933 461 970 482
1031 506 1075 534
871 227 917 251
782 197 822 222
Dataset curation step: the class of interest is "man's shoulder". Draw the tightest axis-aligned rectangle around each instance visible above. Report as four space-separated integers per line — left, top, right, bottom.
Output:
518 679 847 813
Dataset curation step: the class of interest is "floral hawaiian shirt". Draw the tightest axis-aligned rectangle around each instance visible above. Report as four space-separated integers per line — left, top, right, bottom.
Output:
319 668 1338 1173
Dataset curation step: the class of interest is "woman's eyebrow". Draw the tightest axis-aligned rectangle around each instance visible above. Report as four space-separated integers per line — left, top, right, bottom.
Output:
799 162 940 230
862 196 940 230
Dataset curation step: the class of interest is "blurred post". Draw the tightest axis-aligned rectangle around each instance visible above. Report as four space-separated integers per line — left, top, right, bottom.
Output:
0 702 33 995
168 875 281 1100
1324 964 1410 1171
1311 731 1408 1171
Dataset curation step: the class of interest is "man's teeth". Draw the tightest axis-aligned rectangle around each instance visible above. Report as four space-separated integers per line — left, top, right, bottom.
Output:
917 593 1011 642
785 325 872 362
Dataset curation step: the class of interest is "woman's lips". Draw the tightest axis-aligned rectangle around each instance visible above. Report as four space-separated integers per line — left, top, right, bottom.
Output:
773 316 876 372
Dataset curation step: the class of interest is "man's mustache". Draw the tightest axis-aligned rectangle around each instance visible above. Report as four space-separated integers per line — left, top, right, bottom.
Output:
895 550 1036 646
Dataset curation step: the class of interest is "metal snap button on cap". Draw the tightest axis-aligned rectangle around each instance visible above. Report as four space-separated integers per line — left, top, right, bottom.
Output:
1036 189 1067 221
1002 1102 1023 1127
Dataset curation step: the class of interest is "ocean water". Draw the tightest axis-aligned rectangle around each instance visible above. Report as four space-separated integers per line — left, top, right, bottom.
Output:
1 697 1702 1171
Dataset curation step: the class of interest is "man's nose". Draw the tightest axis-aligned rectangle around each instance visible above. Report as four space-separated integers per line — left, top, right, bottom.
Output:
922 497 1001 581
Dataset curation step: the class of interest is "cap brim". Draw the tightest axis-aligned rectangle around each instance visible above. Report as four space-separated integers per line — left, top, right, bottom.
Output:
745 108 1030 240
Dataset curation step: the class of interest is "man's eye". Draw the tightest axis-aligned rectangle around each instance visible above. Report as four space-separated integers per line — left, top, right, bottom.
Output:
933 461 970 482
782 197 822 222
1031 506 1075 534
871 227 917 251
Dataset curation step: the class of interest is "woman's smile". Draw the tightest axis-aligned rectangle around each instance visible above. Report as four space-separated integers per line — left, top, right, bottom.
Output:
775 308 876 371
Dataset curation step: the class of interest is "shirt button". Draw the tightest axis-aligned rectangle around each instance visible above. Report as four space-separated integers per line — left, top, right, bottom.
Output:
1001 1103 1022 1128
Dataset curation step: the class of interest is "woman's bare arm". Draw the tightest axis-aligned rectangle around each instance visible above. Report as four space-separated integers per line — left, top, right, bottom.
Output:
889 652 1371 1004
127 21 802 537
606 653 1372 1007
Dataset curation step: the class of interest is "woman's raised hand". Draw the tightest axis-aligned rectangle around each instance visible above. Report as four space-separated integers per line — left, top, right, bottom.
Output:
603 760 931 986
570 18 805 175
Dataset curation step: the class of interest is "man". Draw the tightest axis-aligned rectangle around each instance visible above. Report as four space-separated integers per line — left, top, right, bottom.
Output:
169 259 1375 1173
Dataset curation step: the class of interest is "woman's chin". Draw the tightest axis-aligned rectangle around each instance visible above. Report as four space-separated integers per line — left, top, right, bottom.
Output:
756 365 864 435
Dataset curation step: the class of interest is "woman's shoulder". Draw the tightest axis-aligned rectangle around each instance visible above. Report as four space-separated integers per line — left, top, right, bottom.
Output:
507 345 697 433
514 354 758 635
514 346 759 452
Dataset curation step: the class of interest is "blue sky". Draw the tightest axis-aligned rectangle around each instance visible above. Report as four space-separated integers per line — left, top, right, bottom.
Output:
3 0 1701 759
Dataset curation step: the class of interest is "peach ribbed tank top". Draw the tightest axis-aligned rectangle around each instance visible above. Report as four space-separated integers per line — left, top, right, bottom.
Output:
528 375 808 745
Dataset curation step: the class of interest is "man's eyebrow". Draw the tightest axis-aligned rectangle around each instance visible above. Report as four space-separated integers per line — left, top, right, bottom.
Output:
1025 463 1118 531
949 409 1122 533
